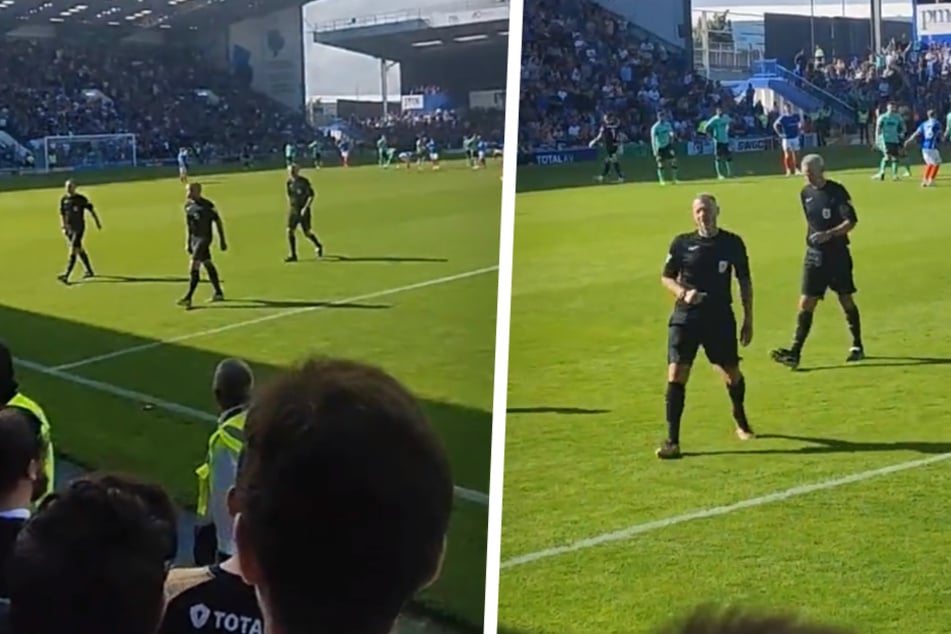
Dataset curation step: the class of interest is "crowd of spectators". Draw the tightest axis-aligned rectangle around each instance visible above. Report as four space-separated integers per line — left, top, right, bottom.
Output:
0 38 313 166
0 344 455 634
346 107 505 149
793 37 951 118
519 0 766 151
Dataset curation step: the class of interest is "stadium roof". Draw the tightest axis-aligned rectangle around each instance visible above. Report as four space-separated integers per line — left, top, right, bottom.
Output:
0 0 306 34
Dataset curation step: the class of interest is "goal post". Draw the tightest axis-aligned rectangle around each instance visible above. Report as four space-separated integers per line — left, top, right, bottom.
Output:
39 133 138 173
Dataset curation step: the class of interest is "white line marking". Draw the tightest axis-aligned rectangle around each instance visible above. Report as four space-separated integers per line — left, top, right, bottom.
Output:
54 266 499 371
500 451 951 569
15 357 490 506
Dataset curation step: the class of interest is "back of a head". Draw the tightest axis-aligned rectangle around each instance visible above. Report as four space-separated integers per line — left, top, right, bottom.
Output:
0 342 16 401
235 357 454 634
657 606 856 634
8 476 174 634
0 407 44 501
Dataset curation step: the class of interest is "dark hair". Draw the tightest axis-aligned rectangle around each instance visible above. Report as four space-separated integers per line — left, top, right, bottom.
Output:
0 341 17 402
656 606 856 634
0 407 44 500
8 476 173 634
83 472 178 562
235 357 454 634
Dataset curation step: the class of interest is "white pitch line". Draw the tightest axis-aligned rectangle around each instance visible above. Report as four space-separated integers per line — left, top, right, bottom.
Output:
501 451 951 569
15 357 490 507
54 265 499 372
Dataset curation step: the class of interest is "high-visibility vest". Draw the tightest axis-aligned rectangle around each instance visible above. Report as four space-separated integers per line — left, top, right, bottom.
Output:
858 110 869 124
195 409 246 517
6 392 54 501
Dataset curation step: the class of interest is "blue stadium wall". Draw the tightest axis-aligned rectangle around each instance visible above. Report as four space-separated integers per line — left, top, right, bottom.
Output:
399 43 508 107
189 5 306 112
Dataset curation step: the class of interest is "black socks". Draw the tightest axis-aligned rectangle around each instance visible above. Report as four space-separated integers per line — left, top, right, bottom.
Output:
665 382 686 445
186 268 200 300
791 309 814 355
727 377 750 431
845 305 863 349
205 263 222 295
288 232 297 258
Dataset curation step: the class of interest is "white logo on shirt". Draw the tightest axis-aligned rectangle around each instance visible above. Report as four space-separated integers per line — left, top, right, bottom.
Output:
190 604 211 629
718 260 729 273
687 245 700 251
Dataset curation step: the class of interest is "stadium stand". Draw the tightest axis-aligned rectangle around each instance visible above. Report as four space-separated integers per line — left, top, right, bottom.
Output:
519 0 772 152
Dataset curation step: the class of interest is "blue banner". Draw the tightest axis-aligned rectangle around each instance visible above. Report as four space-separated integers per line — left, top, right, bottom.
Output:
528 147 598 166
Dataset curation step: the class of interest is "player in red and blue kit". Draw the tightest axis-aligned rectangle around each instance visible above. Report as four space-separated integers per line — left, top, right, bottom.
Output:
773 104 802 176
337 138 351 168
903 109 943 187
426 138 440 170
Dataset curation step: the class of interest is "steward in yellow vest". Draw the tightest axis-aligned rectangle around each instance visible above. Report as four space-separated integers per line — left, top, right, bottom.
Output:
194 358 254 566
0 342 54 502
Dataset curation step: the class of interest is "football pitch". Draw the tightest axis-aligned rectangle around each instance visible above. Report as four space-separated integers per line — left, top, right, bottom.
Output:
0 159 500 631
500 148 951 633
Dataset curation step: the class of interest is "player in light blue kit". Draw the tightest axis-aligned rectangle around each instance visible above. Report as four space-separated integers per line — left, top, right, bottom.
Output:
177 147 190 183
773 104 802 176
650 112 678 185
904 109 943 187
701 106 733 180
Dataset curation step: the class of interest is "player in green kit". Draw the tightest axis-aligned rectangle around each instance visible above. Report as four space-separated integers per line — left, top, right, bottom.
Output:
308 140 322 169
702 106 734 180
463 134 476 167
377 135 395 168
651 112 678 185
873 103 905 181
284 142 297 167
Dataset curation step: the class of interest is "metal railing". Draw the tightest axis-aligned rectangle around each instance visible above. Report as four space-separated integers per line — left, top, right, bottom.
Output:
753 59 854 115
311 0 508 33
694 45 763 74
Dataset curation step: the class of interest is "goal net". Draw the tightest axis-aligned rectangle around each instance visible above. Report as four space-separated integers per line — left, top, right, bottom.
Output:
38 133 137 173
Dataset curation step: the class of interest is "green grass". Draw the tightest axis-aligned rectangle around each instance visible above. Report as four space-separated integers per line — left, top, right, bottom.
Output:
501 148 951 634
0 159 501 630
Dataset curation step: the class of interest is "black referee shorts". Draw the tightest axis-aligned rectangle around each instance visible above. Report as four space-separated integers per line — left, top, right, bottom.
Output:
801 248 857 299
667 310 740 368
64 225 85 249
287 208 312 233
189 236 212 262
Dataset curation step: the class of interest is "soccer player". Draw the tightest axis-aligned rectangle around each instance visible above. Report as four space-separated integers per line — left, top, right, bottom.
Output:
57 180 101 285
897 106 915 177
337 137 351 168
770 154 864 369
240 144 253 170
588 114 624 183
904 109 942 187
308 140 322 169
773 103 802 177
702 106 733 179
426 136 441 170
475 136 489 169
873 102 905 180
377 135 395 168
284 141 297 167
414 136 427 170
284 164 323 262
178 183 226 309
657 194 755 459
463 134 477 167
177 147 190 183
397 150 414 169
651 111 678 185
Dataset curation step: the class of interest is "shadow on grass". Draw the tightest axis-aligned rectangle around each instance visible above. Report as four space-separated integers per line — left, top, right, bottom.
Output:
684 433 951 458
797 355 951 372
515 145 898 194
323 255 451 264
507 406 610 415
1 302 490 631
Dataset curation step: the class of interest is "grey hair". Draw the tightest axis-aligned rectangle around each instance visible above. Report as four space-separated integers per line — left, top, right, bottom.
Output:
693 193 719 211
801 153 824 172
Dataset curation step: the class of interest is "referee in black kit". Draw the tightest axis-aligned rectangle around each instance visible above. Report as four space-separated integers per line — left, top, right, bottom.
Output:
657 194 755 459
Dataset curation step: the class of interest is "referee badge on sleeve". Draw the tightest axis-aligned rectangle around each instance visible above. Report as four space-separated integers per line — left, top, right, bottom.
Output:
718 260 728 273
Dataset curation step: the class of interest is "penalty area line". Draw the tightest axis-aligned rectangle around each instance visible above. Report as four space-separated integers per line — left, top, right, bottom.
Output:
500 450 951 569
14 357 490 507
53 265 499 372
